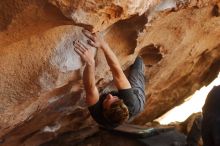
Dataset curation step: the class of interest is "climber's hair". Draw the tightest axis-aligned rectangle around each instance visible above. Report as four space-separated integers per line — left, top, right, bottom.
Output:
103 99 129 125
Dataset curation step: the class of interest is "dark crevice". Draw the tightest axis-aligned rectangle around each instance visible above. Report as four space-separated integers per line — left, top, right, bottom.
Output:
20 130 39 143
139 44 163 66
104 13 148 55
212 4 219 17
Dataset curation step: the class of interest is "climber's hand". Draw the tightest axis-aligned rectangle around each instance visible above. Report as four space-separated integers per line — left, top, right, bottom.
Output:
82 29 108 49
73 40 95 66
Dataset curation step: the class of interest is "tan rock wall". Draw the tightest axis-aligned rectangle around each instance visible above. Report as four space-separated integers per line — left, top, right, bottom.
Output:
0 25 88 137
49 0 161 31
0 0 71 47
133 2 220 123
0 0 220 145
0 1 151 143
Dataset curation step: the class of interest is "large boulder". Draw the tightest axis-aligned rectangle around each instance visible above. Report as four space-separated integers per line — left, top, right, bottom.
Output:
0 0 220 145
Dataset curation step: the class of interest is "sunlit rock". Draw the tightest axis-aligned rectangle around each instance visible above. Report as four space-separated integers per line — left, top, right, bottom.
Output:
0 25 95 140
49 0 161 31
0 0 220 145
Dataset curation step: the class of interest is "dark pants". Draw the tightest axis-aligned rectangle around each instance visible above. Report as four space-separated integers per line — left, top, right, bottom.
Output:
202 114 220 146
128 57 146 112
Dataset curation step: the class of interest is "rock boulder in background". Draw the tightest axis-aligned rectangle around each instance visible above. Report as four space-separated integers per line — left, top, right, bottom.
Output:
0 0 220 145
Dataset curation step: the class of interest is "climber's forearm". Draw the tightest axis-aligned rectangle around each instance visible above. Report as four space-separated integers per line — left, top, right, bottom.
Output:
83 63 99 106
83 63 95 90
101 43 131 89
101 43 121 72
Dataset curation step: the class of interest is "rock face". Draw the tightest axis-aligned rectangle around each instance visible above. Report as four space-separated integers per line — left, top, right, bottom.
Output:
41 128 186 146
49 0 161 31
0 0 220 145
133 1 220 123
0 25 90 136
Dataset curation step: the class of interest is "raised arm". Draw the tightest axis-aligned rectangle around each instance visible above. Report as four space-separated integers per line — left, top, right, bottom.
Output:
74 40 99 106
83 30 131 90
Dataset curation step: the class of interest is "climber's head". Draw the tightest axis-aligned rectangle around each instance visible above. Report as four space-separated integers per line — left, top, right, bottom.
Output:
103 94 129 125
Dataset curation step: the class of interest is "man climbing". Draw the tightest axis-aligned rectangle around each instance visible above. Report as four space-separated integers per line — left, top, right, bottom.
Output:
202 85 220 146
74 30 146 128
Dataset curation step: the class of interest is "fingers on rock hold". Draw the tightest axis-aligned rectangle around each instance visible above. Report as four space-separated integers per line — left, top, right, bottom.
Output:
82 29 96 42
87 40 96 47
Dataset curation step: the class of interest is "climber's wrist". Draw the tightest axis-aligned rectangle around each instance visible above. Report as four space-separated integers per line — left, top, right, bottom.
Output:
85 59 95 66
100 42 110 51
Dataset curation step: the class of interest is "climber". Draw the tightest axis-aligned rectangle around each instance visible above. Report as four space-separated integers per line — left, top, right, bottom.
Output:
73 30 146 128
202 85 220 146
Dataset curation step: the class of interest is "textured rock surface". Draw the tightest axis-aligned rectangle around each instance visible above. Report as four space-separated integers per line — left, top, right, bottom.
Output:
0 0 220 145
0 25 86 135
0 0 72 47
178 112 203 146
49 0 161 31
41 130 146 146
42 128 186 146
133 1 220 124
